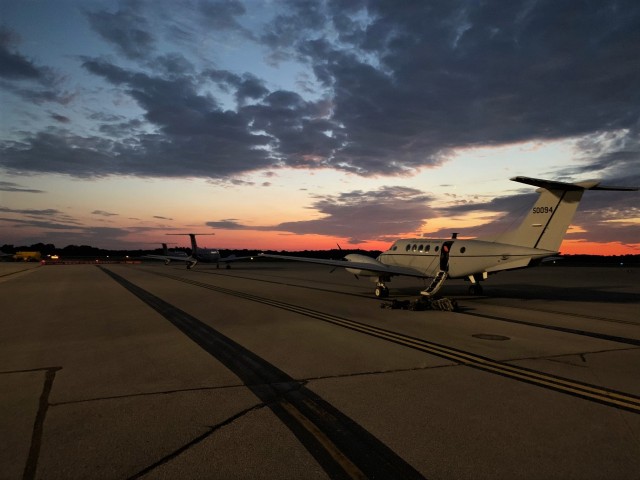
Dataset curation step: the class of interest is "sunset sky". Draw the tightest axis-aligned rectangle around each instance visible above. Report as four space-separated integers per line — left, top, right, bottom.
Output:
1 0 638 254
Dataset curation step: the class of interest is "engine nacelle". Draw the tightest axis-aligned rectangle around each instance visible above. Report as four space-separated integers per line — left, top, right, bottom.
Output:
344 254 385 277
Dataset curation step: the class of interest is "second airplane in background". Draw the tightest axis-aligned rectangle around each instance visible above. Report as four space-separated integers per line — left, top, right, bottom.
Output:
145 233 248 269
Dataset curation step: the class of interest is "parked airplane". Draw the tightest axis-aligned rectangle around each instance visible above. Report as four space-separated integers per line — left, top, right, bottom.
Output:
145 233 247 269
261 177 637 297
151 243 189 265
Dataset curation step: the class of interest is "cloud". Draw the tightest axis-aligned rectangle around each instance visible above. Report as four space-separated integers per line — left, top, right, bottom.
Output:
85 3 156 60
1 1 639 182
0 181 45 193
259 0 640 175
92 210 119 217
197 0 254 38
0 26 48 81
207 185 435 243
50 113 70 123
0 216 82 231
0 206 84 227
0 26 70 104
0 206 61 216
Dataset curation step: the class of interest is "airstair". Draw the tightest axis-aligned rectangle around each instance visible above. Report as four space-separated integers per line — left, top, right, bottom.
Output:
420 270 448 297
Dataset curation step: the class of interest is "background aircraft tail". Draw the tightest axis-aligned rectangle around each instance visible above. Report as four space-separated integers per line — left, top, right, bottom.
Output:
166 233 214 254
493 177 636 252
188 234 198 252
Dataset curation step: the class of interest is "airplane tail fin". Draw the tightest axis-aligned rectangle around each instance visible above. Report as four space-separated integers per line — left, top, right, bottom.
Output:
188 234 198 252
166 233 214 254
493 177 637 252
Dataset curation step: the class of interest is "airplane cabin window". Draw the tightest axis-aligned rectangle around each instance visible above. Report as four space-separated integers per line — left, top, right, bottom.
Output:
412 244 417 252
435 246 440 252
405 244 411 252
460 247 466 253
426 245 430 252
418 244 424 252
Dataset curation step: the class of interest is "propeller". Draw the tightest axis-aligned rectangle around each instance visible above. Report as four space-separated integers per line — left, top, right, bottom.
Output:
330 243 344 274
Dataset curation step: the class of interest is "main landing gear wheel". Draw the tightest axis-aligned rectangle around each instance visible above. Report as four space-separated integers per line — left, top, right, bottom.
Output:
375 286 389 298
468 284 483 295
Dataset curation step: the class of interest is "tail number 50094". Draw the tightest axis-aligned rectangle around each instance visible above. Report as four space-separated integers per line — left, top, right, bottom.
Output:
532 207 553 213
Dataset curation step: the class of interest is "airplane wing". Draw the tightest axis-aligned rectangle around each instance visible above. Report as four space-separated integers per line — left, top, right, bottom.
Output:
259 253 426 278
219 254 255 263
144 254 193 262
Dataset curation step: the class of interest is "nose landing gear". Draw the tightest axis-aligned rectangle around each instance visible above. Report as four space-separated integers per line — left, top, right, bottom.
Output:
375 283 389 298
374 276 391 298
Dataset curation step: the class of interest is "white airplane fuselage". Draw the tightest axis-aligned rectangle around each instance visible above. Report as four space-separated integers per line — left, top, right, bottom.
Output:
376 239 554 279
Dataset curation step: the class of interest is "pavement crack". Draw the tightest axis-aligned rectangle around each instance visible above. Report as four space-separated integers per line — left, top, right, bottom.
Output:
126 403 265 480
301 363 458 383
49 383 248 406
505 346 639 365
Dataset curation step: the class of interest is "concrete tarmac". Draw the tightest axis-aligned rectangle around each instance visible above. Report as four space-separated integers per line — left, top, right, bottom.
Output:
1 261 639 479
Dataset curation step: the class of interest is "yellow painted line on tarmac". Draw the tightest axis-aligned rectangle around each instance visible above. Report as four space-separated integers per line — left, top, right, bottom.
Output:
280 401 367 480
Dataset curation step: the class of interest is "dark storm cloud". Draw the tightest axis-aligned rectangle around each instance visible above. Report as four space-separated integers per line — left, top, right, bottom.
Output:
0 58 274 178
50 113 70 123
0 26 45 80
205 69 269 104
207 186 435 243
0 130 118 177
2 0 639 182
197 0 253 37
255 0 640 175
149 53 196 77
0 26 71 104
85 2 156 60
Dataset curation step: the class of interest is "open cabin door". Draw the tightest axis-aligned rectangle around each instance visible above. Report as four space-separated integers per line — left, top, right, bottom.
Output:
440 241 454 271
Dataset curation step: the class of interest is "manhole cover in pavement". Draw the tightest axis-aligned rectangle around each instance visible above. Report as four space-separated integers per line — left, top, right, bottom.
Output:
472 333 510 341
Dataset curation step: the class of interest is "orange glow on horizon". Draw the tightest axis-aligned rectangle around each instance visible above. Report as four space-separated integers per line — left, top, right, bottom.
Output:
559 239 639 256
128 227 639 256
